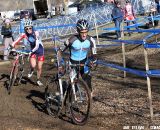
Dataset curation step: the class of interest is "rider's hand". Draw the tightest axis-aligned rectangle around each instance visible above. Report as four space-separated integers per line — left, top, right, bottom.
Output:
28 51 32 61
28 51 32 57
89 59 97 69
8 44 13 50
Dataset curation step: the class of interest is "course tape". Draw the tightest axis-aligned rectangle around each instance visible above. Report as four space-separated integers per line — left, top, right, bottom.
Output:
97 60 147 77
102 22 144 31
147 70 160 76
143 33 159 40
144 43 160 48
108 39 144 44
103 27 119 31
124 22 144 29
97 60 160 77
35 24 76 30
124 29 160 33
107 39 160 49
96 44 121 48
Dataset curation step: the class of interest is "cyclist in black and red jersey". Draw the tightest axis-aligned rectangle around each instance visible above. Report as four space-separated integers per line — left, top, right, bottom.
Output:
11 20 44 86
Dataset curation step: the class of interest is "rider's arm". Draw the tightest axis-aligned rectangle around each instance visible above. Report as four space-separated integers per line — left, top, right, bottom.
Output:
90 37 97 59
62 35 75 52
62 39 70 52
31 31 40 52
12 33 26 47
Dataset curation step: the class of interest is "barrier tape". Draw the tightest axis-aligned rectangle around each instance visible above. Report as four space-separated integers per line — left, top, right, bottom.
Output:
107 39 144 45
97 60 147 77
97 60 160 77
125 29 160 33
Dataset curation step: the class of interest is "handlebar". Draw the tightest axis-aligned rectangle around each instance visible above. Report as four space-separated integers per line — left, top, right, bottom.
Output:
10 50 31 55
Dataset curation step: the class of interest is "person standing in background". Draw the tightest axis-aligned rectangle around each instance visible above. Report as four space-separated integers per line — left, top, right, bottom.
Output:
1 19 14 61
155 0 160 14
20 12 32 49
124 0 139 36
111 1 124 39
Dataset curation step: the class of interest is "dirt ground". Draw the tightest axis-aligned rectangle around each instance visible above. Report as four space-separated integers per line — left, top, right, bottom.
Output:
1 27 160 130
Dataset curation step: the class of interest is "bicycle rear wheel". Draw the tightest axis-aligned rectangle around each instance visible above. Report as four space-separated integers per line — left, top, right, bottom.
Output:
8 63 18 94
45 76 60 117
70 78 91 125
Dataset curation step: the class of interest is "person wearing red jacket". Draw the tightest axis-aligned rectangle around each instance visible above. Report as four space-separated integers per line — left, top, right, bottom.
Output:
124 0 139 35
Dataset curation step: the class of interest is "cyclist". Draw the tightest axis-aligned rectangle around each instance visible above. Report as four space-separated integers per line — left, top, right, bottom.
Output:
11 20 44 86
60 19 97 97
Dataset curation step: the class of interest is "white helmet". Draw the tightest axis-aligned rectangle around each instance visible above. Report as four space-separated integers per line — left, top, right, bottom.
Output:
24 20 32 28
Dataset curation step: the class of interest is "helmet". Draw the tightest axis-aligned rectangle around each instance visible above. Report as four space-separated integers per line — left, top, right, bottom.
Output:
76 19 89 32
126 0 130 3
24 20 32 28
24 11 30 17
5 19 10 23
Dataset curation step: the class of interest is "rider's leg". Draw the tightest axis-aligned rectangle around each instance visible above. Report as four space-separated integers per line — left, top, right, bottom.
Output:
28 55 36 78
82 73 92 91
36 56 44 86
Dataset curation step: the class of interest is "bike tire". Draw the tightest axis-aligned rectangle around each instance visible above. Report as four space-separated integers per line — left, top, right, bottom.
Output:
8 63 18 95
45 76 60 117
16 66 24 85
69 78 91 125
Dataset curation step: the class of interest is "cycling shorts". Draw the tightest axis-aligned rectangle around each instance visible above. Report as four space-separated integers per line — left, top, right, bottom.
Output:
30 54 45 61
126 15 135 21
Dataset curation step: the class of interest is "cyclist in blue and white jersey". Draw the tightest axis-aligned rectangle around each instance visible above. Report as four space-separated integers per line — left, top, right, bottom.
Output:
62 19 97 96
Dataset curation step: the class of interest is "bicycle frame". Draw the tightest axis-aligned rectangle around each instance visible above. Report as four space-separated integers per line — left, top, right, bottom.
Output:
45 35 91 125
8 48 30 94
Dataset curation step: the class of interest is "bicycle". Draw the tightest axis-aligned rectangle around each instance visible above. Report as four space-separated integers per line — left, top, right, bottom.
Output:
45 47 92 125
8 46 30 95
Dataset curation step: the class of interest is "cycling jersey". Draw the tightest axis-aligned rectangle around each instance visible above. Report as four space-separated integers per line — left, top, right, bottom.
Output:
64 35 97 63
12 31 44 57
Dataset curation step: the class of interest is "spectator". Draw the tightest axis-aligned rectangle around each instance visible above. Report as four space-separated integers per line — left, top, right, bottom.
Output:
20 12 32 49
124 0 139 36
111 1 124 39
155 0 160 14
149 1 158 27
1 19 14 61
20 12 31 33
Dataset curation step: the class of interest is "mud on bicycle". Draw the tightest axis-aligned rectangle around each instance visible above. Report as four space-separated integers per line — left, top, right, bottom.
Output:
44 47 97 125
7 46 31 95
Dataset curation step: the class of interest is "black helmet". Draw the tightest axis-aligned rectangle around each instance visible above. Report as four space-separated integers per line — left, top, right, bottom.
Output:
76 19 89 32
126 0 130 3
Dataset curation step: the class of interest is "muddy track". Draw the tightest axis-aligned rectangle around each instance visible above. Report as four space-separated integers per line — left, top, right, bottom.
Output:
0 28 160 130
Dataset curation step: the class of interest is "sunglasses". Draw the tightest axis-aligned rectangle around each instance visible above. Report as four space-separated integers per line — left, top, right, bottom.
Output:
25 27 32 31
80 31 88 34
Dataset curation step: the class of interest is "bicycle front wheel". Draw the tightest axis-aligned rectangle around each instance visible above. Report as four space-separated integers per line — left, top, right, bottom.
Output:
45 76 60 117
8 63 18 94
70 78 91 125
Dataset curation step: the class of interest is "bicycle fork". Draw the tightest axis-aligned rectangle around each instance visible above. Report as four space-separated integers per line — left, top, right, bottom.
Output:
57 78 65 116
70 69 84 102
